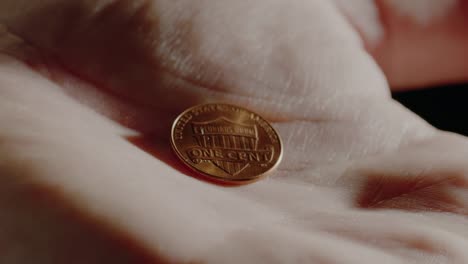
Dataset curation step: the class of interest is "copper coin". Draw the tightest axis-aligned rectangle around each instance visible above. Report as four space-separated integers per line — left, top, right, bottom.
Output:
171 103 283 184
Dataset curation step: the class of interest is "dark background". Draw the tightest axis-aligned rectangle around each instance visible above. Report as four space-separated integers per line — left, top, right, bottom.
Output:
393 84 468 136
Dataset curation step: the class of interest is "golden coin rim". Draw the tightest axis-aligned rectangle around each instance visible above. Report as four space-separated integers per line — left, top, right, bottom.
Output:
170 103 283 184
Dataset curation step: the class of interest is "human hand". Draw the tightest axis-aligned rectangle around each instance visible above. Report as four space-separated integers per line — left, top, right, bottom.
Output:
1 0 468 263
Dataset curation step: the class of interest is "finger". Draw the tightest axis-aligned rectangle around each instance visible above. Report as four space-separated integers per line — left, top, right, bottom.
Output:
338 0 468 89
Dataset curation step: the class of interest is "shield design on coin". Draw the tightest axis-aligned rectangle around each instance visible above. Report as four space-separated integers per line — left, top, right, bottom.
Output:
191 117 258 176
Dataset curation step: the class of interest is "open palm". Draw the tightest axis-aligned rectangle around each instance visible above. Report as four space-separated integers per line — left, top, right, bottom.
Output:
1 0 468 263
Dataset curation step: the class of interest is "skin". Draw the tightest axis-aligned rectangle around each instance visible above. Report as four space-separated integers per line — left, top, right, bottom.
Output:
1 0 468 263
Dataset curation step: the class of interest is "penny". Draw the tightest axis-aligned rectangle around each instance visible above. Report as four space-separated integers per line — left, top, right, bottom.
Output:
171 103 283 184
